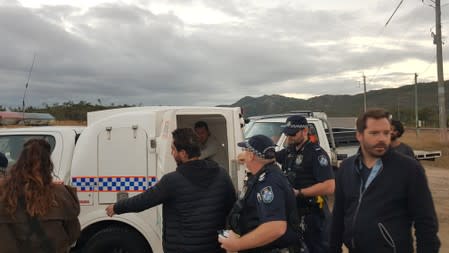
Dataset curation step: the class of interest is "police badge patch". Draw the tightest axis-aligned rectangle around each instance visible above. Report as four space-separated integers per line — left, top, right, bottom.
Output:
318 155 329 166
260 186 274 204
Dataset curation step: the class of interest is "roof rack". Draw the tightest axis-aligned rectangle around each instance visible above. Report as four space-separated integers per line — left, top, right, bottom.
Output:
289 110 314 117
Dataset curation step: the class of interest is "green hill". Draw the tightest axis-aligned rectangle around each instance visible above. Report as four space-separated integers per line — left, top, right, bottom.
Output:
224 80 449 127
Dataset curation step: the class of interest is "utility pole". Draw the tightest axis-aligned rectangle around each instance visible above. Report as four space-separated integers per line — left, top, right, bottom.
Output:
363 75 367 112
415 73 419 136
435 0 447 142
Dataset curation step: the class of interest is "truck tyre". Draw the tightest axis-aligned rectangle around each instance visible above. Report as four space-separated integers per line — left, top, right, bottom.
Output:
82 226 151 253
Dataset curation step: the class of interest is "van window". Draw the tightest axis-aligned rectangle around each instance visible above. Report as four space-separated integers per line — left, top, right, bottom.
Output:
177 114 229 171
0 135 56 167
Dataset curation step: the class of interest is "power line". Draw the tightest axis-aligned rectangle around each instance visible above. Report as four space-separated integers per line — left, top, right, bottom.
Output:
385 0 405 27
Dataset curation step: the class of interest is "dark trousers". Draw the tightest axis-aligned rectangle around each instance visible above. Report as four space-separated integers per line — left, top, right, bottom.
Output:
302 207 331 253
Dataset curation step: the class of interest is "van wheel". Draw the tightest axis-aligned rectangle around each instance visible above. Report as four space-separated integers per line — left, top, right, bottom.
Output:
82 226 151 253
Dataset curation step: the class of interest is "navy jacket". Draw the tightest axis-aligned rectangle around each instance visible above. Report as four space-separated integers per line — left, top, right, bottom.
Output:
330 149 440 253
114 160 236 253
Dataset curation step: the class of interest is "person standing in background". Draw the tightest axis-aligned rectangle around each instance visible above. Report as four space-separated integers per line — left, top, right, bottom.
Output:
0 139 81 253
390 119 415 158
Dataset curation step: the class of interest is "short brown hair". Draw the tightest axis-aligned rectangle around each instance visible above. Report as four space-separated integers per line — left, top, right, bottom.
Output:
172 128 201 159
356 108 390 133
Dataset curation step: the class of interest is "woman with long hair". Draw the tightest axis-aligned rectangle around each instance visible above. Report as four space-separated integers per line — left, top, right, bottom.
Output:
0 139 80 253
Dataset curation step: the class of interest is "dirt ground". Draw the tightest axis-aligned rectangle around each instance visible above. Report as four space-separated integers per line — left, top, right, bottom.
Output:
426 166 449 253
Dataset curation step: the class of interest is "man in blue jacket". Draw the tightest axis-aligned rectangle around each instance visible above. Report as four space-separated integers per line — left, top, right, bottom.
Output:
329 108 440 253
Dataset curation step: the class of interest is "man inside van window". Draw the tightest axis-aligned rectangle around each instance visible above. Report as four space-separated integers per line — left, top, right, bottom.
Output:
194 121 220 161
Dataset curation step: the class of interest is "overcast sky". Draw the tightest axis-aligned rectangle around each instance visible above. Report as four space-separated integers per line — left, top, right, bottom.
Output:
1 0 449 108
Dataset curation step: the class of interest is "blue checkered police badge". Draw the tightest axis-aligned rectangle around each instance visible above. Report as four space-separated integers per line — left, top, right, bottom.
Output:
260 186 274 204
318 155 329 167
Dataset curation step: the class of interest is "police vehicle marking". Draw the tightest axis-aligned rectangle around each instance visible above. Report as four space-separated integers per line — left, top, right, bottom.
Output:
72 176 157 192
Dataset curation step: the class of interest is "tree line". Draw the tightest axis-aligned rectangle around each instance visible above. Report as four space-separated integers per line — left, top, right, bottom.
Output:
2 101 137 121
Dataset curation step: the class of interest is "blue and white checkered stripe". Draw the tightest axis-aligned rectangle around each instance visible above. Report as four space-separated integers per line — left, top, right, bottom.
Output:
72 177 97 192
72 176 157 192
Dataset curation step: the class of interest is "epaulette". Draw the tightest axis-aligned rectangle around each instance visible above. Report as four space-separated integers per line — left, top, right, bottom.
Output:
258 172 266 182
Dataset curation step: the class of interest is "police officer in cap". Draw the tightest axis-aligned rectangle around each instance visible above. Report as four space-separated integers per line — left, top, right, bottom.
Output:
219 135 301 253
276 115 335 253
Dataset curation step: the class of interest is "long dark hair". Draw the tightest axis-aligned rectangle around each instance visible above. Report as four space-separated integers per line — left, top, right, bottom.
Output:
0 139 56 217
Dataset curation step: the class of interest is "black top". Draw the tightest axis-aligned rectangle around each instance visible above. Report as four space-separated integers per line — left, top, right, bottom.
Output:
330 149 440 253
276 141 334 189
238 162 299 252
114 159 236 253
392 142 415 158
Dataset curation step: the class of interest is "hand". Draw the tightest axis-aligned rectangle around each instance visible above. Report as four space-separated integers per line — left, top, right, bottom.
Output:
218 230 240 252
293 188 304 197
293 188 300 196
105 204 116 217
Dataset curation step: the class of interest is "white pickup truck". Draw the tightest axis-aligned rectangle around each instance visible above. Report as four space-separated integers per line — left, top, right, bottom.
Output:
244 111 360 169
0 106 247 253
244 111 441 163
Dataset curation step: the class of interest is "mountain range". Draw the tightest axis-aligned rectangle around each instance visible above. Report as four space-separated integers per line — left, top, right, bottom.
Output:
222 80 449 127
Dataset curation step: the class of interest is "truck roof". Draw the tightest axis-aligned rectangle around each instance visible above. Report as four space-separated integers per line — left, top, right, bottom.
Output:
247 111 327 121
87 106 241 125
0 126 84 134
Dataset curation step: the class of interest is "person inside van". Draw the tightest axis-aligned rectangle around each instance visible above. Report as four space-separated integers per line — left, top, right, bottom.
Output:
194 121 220 161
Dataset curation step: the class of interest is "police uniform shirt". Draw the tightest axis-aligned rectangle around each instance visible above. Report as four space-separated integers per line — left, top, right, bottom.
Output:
240 163 298 250
276 141 334 189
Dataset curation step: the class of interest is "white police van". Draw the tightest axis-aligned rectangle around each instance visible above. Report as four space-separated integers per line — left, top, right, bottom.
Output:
0 106 246 252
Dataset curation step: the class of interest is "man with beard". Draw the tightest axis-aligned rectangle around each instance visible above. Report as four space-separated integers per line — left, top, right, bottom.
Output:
329 108 440 253
106 128 236 253
276 115 335 253
390 119 415 158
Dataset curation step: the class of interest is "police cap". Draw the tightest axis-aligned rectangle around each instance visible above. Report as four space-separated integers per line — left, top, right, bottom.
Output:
238 135 276 159
282 115 308 136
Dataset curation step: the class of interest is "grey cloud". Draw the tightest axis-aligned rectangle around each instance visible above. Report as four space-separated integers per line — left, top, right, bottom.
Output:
0 1 447 109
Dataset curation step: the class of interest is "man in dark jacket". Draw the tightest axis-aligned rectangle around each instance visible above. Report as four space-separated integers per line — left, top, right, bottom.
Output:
330 108 440 253
106 128 236 253
390 119 415 158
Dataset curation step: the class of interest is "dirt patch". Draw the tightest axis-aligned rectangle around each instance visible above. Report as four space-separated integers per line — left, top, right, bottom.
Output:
402 129 449 169
425 166 449 253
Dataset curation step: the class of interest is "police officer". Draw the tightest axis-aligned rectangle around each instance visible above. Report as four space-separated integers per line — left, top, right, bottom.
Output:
276 115 335 253
219 135 301 253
